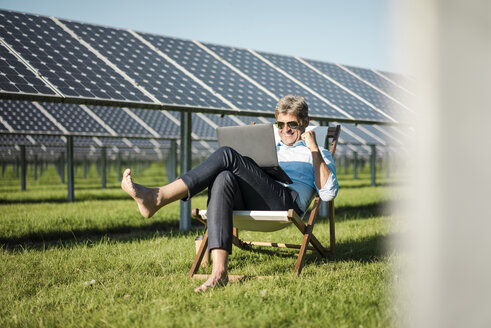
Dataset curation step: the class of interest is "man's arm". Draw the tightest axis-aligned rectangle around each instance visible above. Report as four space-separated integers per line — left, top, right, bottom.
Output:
301 130 331 189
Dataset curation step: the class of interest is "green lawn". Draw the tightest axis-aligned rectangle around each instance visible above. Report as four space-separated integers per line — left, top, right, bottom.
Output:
0 162 403 327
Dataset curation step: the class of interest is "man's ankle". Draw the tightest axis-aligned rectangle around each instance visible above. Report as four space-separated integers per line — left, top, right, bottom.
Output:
211 268 227 278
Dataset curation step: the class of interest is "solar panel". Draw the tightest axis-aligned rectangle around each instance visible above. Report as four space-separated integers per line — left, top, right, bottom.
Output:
204 43 349 120
126 108 180 138
88 105 153 137
0 121 8 131
342 65 411 105
154 111 220 140
194 140 218 151
376 70 414 92
73 137 99 147
334 144 373 158
125 138 157 148
361 124 404 146
336 124 367 145
191 114 218 138
31 135 65 146
0 42 58 97
75 136 150 149
194 113 245 138
139 33 277 113
233 115 274 125
39 102 109 135
257 52 393 123
303 59 410 120
0 10 154 104
200 113 240 128
0 99 61 132
341 123 385 145
60 19 229 110
166 112 243 139
97 137 133 148
0 133 31 145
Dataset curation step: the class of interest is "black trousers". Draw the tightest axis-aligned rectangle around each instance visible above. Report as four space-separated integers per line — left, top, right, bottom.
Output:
180 146 299 253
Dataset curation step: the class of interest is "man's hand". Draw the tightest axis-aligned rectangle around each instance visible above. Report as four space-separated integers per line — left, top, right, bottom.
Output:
301 130 319 152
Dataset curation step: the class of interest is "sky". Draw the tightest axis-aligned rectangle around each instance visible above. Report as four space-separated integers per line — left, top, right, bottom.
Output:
0 0 400 73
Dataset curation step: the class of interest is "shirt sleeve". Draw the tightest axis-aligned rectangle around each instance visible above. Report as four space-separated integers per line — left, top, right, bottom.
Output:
315 148 339 202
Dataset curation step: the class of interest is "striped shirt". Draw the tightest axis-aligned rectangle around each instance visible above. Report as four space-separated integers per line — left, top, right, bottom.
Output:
276 140 339 215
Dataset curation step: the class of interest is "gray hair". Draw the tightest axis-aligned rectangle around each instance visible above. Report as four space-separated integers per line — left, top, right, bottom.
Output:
274 95 309 121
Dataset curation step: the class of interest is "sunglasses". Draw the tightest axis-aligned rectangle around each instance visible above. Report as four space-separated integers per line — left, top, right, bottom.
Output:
274 120 302 130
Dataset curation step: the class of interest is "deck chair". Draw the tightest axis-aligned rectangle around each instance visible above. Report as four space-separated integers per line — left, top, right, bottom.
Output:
189 124 341 277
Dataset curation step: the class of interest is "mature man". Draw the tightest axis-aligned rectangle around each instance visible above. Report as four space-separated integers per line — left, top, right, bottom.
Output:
121 95 338 292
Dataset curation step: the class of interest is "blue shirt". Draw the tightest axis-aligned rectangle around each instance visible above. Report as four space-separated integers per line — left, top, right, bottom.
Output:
276 140 339 215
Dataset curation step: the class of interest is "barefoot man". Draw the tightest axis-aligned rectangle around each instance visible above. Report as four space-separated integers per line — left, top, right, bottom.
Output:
122 95 339 292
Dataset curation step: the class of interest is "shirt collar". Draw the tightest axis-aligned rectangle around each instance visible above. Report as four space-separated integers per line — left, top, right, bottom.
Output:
277 140 306 148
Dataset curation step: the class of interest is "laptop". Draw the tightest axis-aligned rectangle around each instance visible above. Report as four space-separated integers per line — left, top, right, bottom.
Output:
216 123 293 184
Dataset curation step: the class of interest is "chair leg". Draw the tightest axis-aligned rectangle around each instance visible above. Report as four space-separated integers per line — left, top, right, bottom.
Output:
294 223 313 276
290 215 328 257
329 200 335 254
188 229 209 277
292 198 327 275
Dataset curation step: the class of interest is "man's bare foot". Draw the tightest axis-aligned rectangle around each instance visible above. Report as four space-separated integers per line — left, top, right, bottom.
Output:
121 168 161 218
194 272 228 292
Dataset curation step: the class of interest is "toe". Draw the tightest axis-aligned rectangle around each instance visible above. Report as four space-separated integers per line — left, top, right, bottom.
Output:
123 168 131 178
194 284 208 293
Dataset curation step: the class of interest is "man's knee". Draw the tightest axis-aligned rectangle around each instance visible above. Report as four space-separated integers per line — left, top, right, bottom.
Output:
214 146 237 159
213 170 237 189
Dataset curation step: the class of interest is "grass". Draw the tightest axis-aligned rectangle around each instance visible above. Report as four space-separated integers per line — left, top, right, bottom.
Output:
0 161 404 327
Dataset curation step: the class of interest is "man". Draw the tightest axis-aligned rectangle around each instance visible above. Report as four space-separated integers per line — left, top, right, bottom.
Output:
121 95 338 292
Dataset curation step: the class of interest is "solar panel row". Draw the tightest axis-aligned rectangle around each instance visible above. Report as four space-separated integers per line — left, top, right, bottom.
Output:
0 9 412 124
0 94 279 142
0 98 408 153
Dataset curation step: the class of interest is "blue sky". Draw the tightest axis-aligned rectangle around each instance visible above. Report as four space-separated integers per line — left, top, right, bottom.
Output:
0 0 398 72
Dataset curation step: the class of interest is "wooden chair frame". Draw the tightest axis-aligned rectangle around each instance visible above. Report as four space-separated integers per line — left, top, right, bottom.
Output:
189 125 341 277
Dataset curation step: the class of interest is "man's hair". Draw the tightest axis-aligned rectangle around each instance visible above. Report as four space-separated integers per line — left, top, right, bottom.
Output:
274 95 309 121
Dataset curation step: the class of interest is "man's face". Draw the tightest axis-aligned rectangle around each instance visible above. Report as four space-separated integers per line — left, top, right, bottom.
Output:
276 113 309 146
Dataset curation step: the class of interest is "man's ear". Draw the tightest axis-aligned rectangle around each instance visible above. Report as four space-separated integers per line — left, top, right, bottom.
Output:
304 116 310 127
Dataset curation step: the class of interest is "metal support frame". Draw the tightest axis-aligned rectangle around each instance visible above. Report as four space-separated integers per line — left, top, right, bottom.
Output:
20 145 26 191
67 136 75 201
59 152 65 184
165 139 178 182
180 112 192 230
34 155 38 180
101 146 107 189
353 151 358 180
117 152 122 182
370 144 376 186
83 156 88 179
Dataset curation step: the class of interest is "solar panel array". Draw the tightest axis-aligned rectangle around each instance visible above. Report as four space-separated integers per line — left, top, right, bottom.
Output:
0 9 412 124
0 8 413 175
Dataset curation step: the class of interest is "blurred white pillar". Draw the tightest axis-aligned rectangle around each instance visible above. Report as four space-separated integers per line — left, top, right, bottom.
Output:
396 0 491 327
